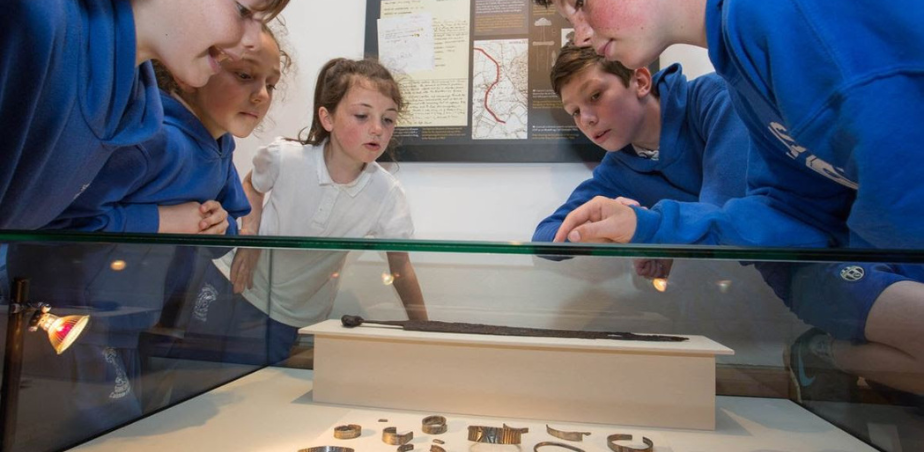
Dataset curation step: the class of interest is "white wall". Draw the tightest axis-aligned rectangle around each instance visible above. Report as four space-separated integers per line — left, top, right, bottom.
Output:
241 1 806 366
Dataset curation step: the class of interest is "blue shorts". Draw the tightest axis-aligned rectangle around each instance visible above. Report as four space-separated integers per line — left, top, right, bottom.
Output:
784 263 912 342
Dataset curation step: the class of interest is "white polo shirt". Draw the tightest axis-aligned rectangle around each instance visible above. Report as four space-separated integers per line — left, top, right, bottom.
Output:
215 138 414 327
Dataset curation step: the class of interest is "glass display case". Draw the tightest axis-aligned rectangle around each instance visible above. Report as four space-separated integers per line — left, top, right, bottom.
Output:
1 231 922 451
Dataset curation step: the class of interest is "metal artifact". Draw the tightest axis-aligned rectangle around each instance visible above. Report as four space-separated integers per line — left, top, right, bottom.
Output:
534 441 586 452
430 446 446 452
383 427 414 445
422 415 448 434
606 434 654 452
398 444 414 452
546 424 591 441
341 316 687 342
467 424 528 444
332 424 361 439
298 447 354 452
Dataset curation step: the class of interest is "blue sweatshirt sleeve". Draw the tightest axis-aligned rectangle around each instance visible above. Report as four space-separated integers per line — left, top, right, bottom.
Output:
215 162 251 236
48 146 160 232
633 139 837 247
688 76 748 206
533 155 632 242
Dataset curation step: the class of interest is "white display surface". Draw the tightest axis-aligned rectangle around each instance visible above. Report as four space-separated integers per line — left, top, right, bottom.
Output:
73 367 876 452
304 320 732 430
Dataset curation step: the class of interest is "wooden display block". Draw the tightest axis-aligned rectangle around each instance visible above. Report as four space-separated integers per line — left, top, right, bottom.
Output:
301 320 734 430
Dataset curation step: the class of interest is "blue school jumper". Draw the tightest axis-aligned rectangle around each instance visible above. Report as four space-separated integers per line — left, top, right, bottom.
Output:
0 0 161 230
533 64 748 242
631 0 924 249
48 92 251 233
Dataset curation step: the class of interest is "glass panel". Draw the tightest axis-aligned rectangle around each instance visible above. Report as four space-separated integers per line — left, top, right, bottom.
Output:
1 237 922 451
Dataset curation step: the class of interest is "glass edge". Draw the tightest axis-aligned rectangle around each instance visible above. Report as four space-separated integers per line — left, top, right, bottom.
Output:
1 230 922 263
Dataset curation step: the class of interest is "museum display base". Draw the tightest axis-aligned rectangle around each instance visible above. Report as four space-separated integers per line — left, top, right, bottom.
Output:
302 319 734 430
73 366 878 451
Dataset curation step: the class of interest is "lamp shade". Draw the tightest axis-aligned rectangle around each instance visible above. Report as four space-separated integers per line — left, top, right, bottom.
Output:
35 313 90 355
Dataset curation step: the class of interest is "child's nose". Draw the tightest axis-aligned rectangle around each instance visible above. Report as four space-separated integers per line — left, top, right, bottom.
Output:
572 13 594 46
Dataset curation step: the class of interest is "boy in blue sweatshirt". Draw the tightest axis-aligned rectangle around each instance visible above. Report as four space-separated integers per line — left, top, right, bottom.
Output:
0 0 289 231
537 0 924 398
533 44 748 254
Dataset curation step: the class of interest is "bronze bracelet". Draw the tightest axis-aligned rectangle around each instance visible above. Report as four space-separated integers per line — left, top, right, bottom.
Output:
383 427 414 445
467 424 528 444
606 434 654 452
332 424 362 440
534 441 585 452
298 447 354 452
546 424 591 442
422 415 448 434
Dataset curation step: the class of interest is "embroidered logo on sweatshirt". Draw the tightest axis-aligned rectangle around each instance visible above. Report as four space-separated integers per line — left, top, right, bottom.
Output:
102 347 131 400
193 282 218 323
839 265 865 282
768 122 858 190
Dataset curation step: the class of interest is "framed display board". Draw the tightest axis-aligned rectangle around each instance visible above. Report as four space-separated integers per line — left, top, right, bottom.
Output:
365 0 605 162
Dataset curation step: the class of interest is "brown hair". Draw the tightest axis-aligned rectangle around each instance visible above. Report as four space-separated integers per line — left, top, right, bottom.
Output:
153 22 293 96
298 58 404 149
551 43 634 97
254 0 291 21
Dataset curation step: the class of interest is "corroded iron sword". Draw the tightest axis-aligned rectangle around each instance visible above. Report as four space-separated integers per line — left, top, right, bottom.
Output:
340 315 687 342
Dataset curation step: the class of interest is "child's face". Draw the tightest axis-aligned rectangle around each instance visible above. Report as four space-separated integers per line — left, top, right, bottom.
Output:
150 0 272 88
560 64 648 152
185 31 282 139
552 0 664 69
321 82 399 166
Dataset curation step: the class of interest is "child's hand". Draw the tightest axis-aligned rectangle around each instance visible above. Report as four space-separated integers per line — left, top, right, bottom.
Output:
198 200 229 235
158 202 210 234
230 248 262 294
634 258 673 279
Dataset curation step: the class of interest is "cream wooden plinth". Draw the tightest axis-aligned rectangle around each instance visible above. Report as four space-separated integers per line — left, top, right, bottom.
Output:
302 320 734 430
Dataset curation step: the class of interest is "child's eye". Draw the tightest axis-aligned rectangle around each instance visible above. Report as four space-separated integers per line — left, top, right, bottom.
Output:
590 92 600 101
575 0 585 10
236 72 253 81
266 84 277 92
570 109 580 118
236 2 254 19
383 117 396 126
355 114 368 120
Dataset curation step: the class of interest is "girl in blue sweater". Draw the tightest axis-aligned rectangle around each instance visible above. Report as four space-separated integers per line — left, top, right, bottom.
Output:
0 0 290 230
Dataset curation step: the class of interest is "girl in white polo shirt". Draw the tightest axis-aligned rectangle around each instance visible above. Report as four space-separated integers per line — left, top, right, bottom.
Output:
191 57 428 365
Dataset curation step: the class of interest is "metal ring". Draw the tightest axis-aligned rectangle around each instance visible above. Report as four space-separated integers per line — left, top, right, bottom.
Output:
534 441 586 452
333 424 362 440
422 415 448 434
298 447 355 452
383 427 414 445
606 434 654 452
546 424 591 442
467 424 528 444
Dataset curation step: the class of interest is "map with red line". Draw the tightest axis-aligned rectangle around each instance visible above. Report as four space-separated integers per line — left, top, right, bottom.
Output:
471 39 528 140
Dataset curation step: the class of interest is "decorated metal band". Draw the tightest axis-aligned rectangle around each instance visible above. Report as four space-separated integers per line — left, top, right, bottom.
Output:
546 424 591 442
383 427 414 445
332 424 362 440
298 447 355 452
606 434 654 452
534 441 586 452
422 415 448 435
467 424 529 444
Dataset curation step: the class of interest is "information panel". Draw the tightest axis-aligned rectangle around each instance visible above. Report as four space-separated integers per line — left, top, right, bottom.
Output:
365 0 605 162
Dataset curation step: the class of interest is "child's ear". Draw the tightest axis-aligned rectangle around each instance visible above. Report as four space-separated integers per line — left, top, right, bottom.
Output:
319 107 334 132
634 67 653 98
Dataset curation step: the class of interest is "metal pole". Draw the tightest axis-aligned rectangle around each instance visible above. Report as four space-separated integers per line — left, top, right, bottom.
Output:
1 278 29 452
